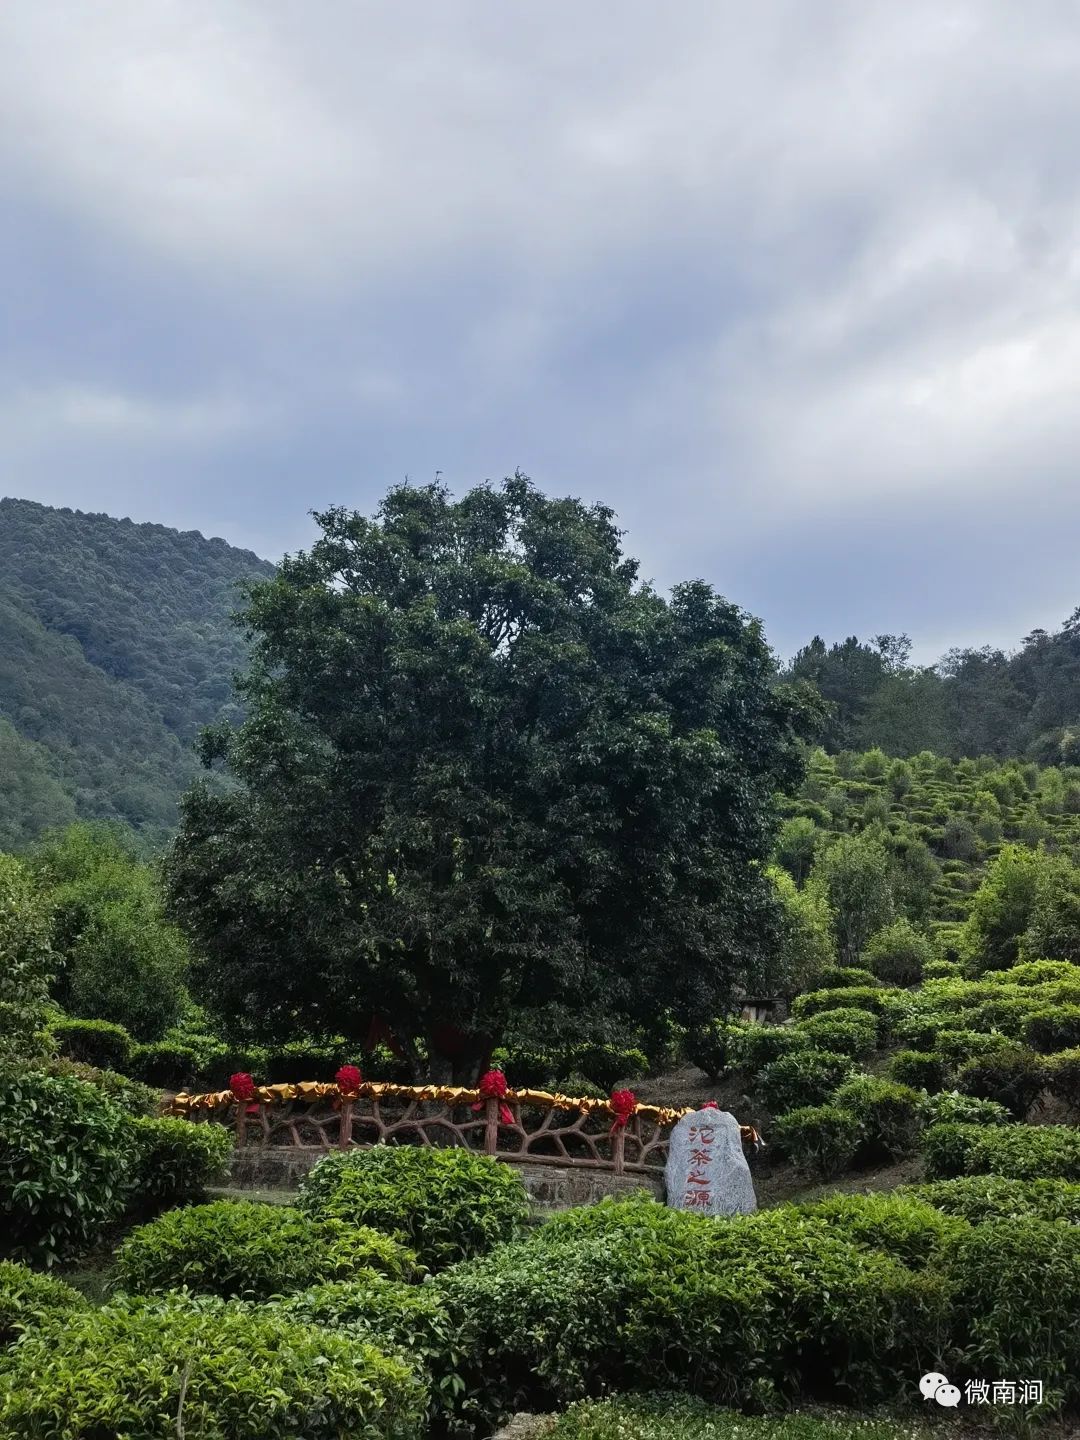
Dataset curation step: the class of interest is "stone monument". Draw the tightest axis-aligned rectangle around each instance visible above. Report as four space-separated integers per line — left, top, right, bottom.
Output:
664 1106 756 1215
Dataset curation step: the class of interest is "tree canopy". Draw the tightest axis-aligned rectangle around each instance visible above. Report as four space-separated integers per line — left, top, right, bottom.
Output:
165 476 818 1079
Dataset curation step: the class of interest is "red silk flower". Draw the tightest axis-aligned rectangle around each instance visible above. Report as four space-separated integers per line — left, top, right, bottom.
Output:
472 1068 513 1126
336 1064 363 1095
702 1101 719 1110
609 1088 636 1132
229 1072 260 1115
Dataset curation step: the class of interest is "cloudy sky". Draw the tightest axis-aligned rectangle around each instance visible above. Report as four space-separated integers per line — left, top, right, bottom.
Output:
3 2 1080 662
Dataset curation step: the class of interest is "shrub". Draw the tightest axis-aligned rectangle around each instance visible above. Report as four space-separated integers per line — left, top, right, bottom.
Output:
685 1019 749 1081
934 1028 1013 1065
793 1008 877 1058
0 1296 426 1440
772 1106 857 1177
38 1055 160 1115
919 1092 1010 1128
50 1016 132 1071
0 1261 86 1347
814 967 877 990
791 987 888 1021
0 853 54 1065
0 1065 139 1265
131 1116 232 1206
832 1076 922 1161
905 1176 1080 1225
757 1050 856 1115
547 1395 920 1440
956 1047 1049 1118
272 1275 460 1420
943 1219 1080 1410
739 1025 808 1078
1023 1004 1080 1053
297 1145 529 1269
922 1123 982 1180
797 1192 967 1269
436 1200 947 1426
127 1040 202 1090
1047 1048 1080 1108
958 1124 1080 1181
1001 959 1080 987
923 957 962 979
887 1050 949 1092
864 920 934 987
114 1200 420 1298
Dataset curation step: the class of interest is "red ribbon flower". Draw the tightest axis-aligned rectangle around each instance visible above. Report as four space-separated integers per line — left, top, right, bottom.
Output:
336 1064 363 1095
609 1088 637 1132
702 1101 719 1110
229 1072 260 1115
472 1068 514 1126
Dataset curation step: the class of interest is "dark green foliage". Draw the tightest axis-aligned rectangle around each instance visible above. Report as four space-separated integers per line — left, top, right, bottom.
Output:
924 1121 1080 1180
435 1199 947 1426
813 967 876 989
114 1201 419 1298
905 1175 1080 1224
790 987 888 1021
933 1028 1012 1065
686 1019 750 1081
131 1116 232 1206
796 1192 967 1269
955 1046 1049 1118
1047 1047 1080 1107
833 1076 923 1160
863 919 933 986
0 1066 139 1264
32 823 188 1040
128 1039 203 1089
499 1006 652 1090
51 1016 131 1071
37 1055 160 1115
921 1123 983 1180
918 1092 1010 1128
739 1025 809 1077
0 1296 425 1440
1023 1003 1080 1053
813 834 895 966
942 1219 1080 1410
758 1050 856 1114
887 1050 949 1092
792 1007 877 1058
772 1106 857 1177
547 1396 928 1440
165 479 818 1079
0 1261 86 1347
0 497 273 845
0 853 54 1063
297 1144 529 1269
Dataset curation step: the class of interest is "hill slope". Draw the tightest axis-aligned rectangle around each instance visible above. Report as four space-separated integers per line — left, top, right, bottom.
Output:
0 498 274 848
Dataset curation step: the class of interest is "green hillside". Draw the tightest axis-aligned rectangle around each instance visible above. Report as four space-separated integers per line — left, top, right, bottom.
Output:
0 498 274 849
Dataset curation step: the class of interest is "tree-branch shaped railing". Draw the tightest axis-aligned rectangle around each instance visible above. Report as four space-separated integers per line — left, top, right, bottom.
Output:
166 1080 762 1176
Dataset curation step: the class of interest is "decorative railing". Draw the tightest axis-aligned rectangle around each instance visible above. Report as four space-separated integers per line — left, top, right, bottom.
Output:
167 1080 761 1176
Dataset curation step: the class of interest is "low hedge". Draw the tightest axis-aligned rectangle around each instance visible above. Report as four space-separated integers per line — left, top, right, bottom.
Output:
812 967 878 990
795 1192 968 1270
739 1026 808 1078
886 1050 949 1093
923 1122 1080 1181
51 1017 132 1072
833 1076 923 1161
790 987 889 1022
131 1116 232 1207
918 1092 1010 1128
548 1396 929 1440
904 1175 1080 1225
955 1047 1049 1118
757 1050 856 1115
1023 1004 1080 1054
297 1144 529 1269
0 1261 86 1347
38 1056 160 1116
114 1200 420 1299
435 1200 947 1426
792 1009 878 1059
772 1106 857 1178
0 1066 140 1265
0 1296 426 1440
127 1040 203 1090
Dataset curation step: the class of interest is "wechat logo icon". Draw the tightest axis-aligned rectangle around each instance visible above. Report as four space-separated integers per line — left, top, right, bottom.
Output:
920 1373 961 1407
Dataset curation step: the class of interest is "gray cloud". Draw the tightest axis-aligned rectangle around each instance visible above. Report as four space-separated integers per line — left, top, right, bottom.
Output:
3 1 1080 661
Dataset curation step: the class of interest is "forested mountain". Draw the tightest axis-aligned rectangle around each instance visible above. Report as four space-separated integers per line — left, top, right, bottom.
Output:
787 621 1080 762
0 498 274 849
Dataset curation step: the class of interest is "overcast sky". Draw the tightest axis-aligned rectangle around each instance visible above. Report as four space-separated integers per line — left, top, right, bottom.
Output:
3 3 1080 662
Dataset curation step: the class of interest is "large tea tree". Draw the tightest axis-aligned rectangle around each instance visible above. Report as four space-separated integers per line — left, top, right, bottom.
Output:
165 477 817 1081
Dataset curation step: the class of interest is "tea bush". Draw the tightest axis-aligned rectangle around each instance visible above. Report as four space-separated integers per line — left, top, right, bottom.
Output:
923 1121 1080 1181
1047 1047 1080 1107
1023 1004 1080 1053
297 1144 529 1268
114 1200 420 1298
758 1050 856 1115
905 1175 1080 1225
791 987 889 1022
796 1192 967 1269
51 1016 132 1071
918 1092 1010 1128
739 1025 808 1077
548 1395 931 1440
772 1106 857 1177
435 1199 947 1426
832 1076 922 1161
127 1039 203 1090
943 1219 1080 1411
813 967 878 990
955 1047 1048 1118
131 1116 232 1206
792 1008 878 1058
0 1065 139 1264
886 1050 949 1092
864 920 934 987
934 1028 1013 1065
38 1055 160 1115
685 1019 750 1081
0 1261 86 1347
0 1296 426 1440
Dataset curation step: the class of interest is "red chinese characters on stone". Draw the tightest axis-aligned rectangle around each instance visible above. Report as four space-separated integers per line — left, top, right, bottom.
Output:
683 1189 712 1208
684 1122 716 1205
